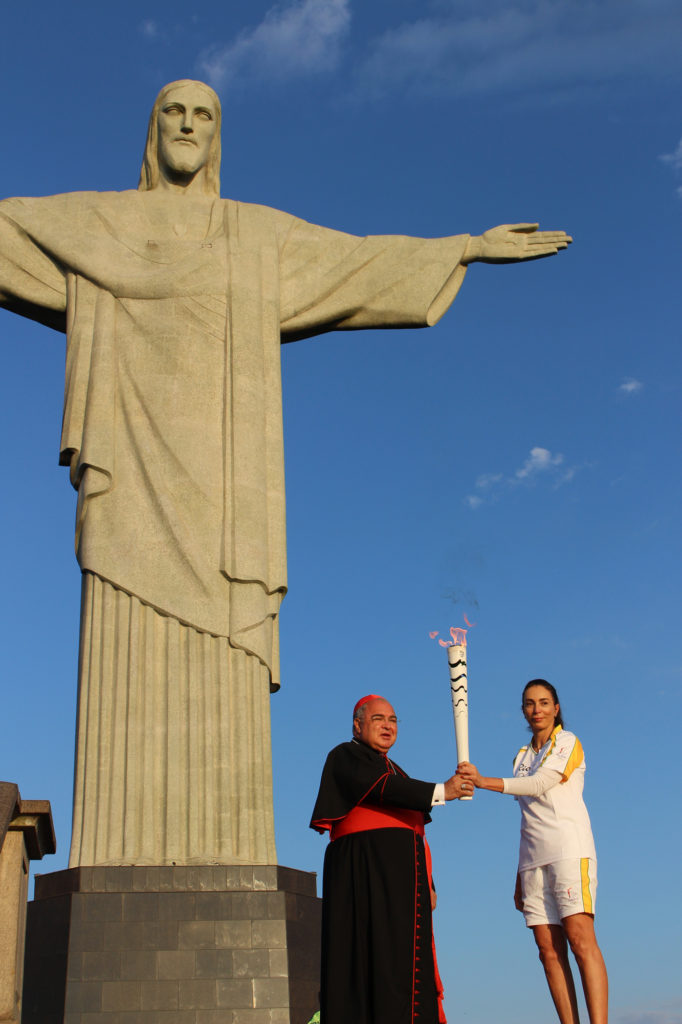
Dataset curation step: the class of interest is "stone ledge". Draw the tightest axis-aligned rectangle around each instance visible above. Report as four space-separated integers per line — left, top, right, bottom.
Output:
0 784 55 861
34 865 317 900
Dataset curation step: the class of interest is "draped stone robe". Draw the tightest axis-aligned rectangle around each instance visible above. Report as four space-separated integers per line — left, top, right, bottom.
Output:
0 190 469 865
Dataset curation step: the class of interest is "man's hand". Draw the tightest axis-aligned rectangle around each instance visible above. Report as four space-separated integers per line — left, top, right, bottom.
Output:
462 223 572 264
443 774 473 800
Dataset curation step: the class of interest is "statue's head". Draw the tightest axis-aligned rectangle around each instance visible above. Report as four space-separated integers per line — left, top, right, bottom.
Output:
138 79 222 195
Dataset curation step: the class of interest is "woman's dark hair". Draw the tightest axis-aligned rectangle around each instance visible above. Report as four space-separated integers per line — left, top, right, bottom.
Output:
522 678 564 728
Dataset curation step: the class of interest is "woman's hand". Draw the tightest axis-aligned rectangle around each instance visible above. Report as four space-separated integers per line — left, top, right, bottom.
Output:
514 871 524 912
456 761 482 788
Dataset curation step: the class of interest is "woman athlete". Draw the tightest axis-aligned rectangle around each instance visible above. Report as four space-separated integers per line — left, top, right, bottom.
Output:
457 680 608 1024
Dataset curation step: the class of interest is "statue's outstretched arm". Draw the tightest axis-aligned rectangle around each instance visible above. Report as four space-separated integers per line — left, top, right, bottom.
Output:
462 223 572 264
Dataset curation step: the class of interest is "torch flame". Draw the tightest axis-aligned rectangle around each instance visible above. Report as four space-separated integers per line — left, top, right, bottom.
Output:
448 626 467 646
431 622 472 647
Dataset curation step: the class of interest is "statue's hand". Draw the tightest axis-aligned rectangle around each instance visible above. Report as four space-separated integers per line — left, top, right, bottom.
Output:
464 223 572 264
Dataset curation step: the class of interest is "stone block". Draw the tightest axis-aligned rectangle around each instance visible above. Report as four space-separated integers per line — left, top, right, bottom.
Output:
231 1011 282 1024
231 893 269 920
214 920 252 949
157 951 196 980
100 980 143 1012
89 868 109 893
157 867 178 892
178 979 217 1010
268 950 288 978
157 892 196 922
276 867 317 898
194 892 232 920
140 979 180 1010
64 980 102 1013
82 951 122 981
265 893 286 920
80 893 124 923
133 867 161 892
120 950 158 980
177 920 215 950
171 867 188 891
113 920 178 951
186 867 216 892
216 978 254 1009
69 920 108 953
251 920 286 949
252 866 278 891
67 951 83 980
194 949 233 979
253 978 289 1010
223 867 249 891
106 867 134 892
122 894 161 921
232 949 269 979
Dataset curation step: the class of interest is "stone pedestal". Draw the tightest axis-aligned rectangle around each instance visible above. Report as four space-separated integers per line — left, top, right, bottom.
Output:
0 783 56 1024
22 864 321 1024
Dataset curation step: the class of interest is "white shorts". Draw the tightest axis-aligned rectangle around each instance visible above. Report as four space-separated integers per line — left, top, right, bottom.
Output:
520 858 598 927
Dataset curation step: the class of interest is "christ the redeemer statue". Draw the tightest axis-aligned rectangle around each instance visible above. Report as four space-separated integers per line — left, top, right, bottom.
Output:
0 80 570 868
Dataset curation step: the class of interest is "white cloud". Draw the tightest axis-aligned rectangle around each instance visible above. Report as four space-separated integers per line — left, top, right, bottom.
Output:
352 0 682 102
199 0 350 89
139 19 158 38
464 445 576 508
661 137 682 198
619 377 643 395
475 472 503 489
614 999 682 1024
660 138 682 171
556 466 576 486
515 446 563 479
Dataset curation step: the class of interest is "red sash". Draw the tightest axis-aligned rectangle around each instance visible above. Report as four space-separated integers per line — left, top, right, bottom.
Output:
330 802 425 840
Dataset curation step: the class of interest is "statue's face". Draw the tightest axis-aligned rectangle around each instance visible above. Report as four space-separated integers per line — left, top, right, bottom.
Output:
157 83 218 182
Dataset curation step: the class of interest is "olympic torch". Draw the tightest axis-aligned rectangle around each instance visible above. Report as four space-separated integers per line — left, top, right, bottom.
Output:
431 625 472 800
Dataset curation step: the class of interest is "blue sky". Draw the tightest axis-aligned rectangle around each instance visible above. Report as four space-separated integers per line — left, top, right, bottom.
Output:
1 1 680 1022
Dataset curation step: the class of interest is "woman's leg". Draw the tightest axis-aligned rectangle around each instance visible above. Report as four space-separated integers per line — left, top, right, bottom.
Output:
531 924 581 1024
562 913 608 1024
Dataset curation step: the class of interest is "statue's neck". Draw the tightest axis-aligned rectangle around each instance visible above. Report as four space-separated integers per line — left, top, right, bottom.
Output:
137 190 220 241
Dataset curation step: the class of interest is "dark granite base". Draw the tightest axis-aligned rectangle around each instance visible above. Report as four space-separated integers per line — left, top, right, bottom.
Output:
23 865 321 1024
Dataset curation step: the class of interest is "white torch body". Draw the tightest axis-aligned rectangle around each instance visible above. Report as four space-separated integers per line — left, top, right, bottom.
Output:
447 642 471 799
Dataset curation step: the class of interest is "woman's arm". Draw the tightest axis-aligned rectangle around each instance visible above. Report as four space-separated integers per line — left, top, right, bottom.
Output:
457 761 562 796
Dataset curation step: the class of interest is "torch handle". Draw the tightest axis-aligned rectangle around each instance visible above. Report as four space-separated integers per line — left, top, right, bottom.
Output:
448 644 472 800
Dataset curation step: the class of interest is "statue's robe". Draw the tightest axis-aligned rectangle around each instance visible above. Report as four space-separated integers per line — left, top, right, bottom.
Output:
0 190 469 865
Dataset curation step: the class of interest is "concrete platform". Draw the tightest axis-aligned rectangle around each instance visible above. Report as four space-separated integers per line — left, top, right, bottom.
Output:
22 864 321 1024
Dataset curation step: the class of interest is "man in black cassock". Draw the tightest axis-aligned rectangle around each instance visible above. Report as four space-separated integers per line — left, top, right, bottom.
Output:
310 694 470 1024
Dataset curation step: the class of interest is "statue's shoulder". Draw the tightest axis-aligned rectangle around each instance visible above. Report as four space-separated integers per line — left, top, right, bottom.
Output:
222 197 301 239
1 189 138 216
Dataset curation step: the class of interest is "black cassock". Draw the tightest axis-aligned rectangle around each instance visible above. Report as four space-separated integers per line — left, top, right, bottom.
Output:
310 739 445 1024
